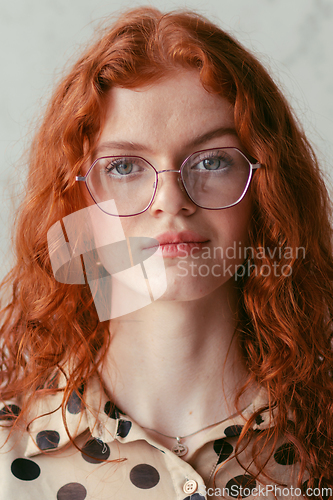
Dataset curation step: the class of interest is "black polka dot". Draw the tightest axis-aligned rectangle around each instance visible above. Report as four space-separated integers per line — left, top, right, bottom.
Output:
81 438 110 464
11 458 41 481
255 414 264 425
36 430 60 450
130 464 160 489
226 475 257 498
213 438 233 464
57 482 87 500
302 479 330 500
274 442 298 465
117 419 132 437
104 401 123 419
0 404 21 420
224 425 244 437
183 495 205 500
67 385 84 414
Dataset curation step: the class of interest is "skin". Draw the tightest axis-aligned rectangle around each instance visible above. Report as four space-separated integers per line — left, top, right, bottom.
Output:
83 70 257 459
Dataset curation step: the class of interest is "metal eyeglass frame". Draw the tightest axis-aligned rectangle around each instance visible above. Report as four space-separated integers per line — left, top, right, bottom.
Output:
76 147 261 217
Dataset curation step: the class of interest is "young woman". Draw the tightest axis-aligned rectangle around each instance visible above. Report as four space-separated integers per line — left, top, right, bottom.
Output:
0 7 332 500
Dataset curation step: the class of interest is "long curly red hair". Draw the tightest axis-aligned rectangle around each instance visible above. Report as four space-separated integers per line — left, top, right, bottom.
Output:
1 6 333 489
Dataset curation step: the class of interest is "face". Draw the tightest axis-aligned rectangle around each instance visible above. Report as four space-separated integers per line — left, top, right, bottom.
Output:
84 70 252 304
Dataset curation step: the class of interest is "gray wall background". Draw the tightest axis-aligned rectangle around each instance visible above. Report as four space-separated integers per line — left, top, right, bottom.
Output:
1 0 332 279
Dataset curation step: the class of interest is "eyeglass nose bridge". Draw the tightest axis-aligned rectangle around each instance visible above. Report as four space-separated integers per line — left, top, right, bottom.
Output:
156 169 181 174
152 168 185 192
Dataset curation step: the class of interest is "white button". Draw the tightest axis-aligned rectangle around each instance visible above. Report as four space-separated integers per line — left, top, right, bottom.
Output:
183 479 198 494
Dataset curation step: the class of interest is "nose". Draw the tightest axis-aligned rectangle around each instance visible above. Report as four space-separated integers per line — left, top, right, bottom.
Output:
149 170 197 217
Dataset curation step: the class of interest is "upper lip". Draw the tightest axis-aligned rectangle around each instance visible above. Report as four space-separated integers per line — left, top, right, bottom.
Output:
152 231 209 246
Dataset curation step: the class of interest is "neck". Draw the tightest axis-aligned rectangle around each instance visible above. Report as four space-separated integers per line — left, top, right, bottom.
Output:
101 281 252 438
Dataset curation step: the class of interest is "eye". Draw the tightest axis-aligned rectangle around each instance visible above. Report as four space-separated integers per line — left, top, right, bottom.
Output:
191 151 234 172
200 158 221 170
106 159 136 176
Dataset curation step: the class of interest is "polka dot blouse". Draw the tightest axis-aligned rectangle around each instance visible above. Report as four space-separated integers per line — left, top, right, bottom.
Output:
0 375 316 500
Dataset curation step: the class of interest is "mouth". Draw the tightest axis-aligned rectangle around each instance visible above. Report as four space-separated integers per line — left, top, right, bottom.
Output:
145 231 210 257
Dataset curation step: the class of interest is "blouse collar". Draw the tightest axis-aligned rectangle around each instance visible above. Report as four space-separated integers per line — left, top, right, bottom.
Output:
23 374 276 458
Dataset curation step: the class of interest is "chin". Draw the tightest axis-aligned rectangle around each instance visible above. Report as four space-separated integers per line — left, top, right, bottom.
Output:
157 272 234 303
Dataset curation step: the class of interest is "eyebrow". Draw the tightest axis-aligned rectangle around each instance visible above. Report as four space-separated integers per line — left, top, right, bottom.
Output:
92 126 238 159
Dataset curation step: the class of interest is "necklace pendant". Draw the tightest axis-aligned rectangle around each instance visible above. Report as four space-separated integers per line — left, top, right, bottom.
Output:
172 439 188 457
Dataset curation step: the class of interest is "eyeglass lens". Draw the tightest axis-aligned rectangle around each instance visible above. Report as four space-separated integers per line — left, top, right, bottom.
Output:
86 148 252 216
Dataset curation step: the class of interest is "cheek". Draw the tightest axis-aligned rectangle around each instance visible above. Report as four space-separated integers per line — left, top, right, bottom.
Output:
204 197 252 281
215 196 252 248
82 185 95 208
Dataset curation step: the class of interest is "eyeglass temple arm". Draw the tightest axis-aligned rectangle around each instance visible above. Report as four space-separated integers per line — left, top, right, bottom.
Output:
76 176 86 181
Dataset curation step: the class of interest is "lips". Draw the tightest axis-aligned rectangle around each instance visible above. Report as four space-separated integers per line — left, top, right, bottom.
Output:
155 231 209 245
145 231 209 257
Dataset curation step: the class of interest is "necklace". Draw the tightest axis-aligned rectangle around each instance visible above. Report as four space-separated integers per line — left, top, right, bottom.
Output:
144 417 233 457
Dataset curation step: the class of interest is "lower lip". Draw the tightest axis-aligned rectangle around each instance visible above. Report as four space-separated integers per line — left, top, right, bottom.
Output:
150 242 208 258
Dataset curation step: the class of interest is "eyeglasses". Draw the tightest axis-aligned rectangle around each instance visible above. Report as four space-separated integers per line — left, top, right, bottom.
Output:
76 147 261 217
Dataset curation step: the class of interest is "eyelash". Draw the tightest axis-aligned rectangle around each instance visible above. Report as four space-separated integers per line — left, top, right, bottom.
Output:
192 150 233 168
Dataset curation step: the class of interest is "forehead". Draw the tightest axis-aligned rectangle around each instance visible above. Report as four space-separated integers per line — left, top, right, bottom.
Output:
95 70 238 158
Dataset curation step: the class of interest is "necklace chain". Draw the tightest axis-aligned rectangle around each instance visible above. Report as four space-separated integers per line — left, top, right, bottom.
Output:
144 417 227 441
143 409 242 457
